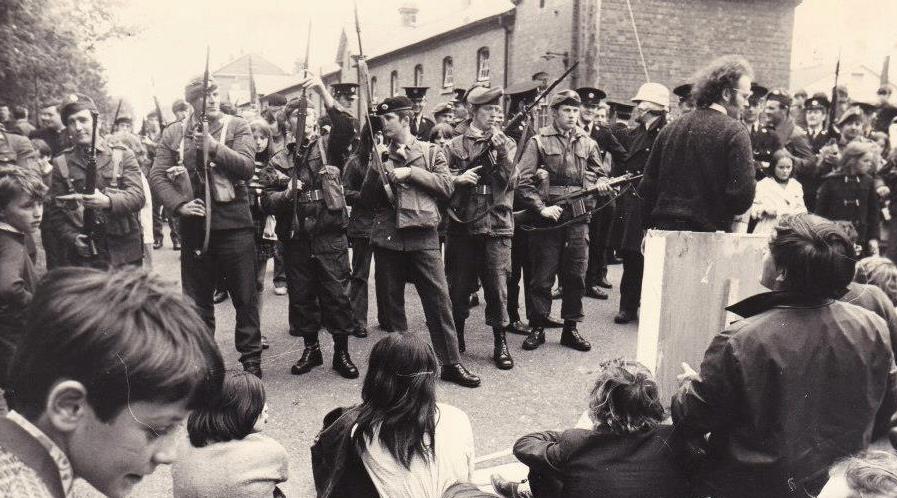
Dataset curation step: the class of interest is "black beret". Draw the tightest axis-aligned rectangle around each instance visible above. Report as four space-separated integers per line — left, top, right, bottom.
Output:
452 88 467 104
466 86 503 106
375 96 414 115
765 88 790 107
184 75 219 103
60 93 97 124
332 83 359 99
805 93 830 110
672 83 693 100
266 93 288 106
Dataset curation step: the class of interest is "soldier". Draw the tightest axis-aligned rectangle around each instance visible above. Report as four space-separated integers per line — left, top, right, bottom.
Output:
443 86 517 370
516 90 611 350
327 82 360 168
745 84 780 181
171 99 191 122
45 94 145 269
359 95 481 388
405 86 435 141
433 102 455 125
149 74 263 377
576 86 628 299
260 76 359 379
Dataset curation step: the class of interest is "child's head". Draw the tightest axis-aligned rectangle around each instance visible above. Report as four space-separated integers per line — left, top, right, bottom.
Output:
250 119 272 154
0 165 47 234
840 141 877 175
187 369 267 448
587 358 665 434
30 138 52 161
770 148 794 181
5 267 224 498
854 256 897 307
818 450 897 498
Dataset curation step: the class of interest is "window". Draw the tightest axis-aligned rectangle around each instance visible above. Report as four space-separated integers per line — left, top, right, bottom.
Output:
371 76 378 101
414 64 424 86
390 70 399 97
476 47 490 82
442 57 454 88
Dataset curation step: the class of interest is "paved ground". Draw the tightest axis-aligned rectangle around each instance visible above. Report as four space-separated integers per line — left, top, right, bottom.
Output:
74 232 638 498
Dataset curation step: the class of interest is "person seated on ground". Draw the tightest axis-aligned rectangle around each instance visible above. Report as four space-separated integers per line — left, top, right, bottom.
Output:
312 334 475 498
492 358 690 498
0 267 224 498
855 256 897 308
673 213 897 498
817 450 897 498
172 369 288 498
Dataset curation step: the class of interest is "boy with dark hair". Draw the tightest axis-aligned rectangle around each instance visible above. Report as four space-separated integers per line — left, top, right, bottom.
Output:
0 166 46 387
1 267 224 498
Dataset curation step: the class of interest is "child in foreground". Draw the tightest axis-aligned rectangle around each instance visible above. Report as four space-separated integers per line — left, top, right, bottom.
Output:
0 267 224 498
172 369 288 498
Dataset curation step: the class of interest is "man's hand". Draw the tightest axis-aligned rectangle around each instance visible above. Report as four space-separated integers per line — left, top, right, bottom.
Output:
535 169 549 182
877 185 891 198
820 143 840 163
454 166 482 186
177 199 206 217
298 73 326 96
677 362 699 385
81 189 111 209
192 125 220 155
540 205 563 221
489 130 512 154
593 178 612 193
391 167 412 183
166 165 187 181
73 234 94 257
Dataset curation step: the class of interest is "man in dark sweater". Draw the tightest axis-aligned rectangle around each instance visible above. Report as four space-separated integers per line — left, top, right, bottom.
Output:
640 55 756 232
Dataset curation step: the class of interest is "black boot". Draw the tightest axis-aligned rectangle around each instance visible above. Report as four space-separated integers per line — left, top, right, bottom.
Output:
585 285 609 300
291 342 323 375
456 320 466 353
597 275 613 289
506 320 531 335
522 326 545 350
440 363 481 388
560 321 591 351
242 362 262 378
614 309 638 324
332 335 359 379
492 327 513 370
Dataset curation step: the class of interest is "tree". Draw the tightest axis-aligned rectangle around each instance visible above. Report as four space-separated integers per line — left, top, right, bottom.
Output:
0 0 131 121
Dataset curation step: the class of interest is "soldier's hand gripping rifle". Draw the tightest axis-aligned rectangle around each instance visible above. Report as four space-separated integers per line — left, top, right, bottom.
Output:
81 110 100 256
286 21 313 240
514 172 643 230
196 47 213 257
355 2 394 205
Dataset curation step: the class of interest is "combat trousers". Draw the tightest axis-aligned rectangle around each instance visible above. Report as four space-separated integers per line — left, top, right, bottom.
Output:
586 202 615 286
272 241 287 288
619 249 644 314
181 228 262 366
348 236 387 331
528 222 589 325
373 246 462 365
151 190 179 244
507 227 534 323
284 234 354 339
445 232 512 329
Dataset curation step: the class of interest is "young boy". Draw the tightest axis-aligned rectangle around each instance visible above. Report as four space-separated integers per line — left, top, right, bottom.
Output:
0 267 224 497
0 166 46 387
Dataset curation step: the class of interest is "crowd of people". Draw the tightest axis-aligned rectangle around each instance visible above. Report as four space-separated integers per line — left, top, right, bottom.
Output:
3 51 897 497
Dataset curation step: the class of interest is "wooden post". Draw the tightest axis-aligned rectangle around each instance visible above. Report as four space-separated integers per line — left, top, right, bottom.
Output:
636 230 769 403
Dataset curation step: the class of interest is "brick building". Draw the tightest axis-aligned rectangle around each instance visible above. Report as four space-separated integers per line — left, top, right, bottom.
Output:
271 0 801 118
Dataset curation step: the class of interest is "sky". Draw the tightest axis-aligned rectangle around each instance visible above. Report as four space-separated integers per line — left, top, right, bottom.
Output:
94 0 897 118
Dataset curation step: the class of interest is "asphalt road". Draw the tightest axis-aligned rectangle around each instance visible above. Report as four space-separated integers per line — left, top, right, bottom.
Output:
74 234 638 498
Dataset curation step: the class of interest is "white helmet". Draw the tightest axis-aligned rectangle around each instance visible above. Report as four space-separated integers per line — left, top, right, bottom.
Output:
631 82 670 110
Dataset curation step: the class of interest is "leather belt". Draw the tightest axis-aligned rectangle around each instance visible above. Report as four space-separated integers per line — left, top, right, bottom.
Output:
474 185 492 195
298 189 324 203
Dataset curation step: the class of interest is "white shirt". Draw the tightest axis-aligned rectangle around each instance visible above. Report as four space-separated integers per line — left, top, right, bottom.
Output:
7 410 74 496
709 103 728 115
355 403 475 498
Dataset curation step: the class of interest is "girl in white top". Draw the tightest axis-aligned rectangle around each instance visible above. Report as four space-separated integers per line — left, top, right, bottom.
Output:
352 334 475 498
751 149 807 234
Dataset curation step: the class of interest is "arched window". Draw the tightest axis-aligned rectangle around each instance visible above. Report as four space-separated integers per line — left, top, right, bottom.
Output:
442 57 454 88
414 64 424 86
371 76 378 101
390 70 399 96
476 47 490 82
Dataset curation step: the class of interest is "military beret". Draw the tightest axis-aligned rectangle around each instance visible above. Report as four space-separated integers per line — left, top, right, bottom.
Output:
466 86 503 106
114 115 133 125
171 99 190 114
805 93 830 110
550 89 581 108
432 102 455 116
838 106 865 126
184 75 219 103
452 88 468 104
60 93 97 124
332 83 359 100
751 83 770 101
283 97 309 116
266 93 288 107
403 86 429 101
765 88 790 107
575 87 606 106
375 96 414 115
672 83 693 101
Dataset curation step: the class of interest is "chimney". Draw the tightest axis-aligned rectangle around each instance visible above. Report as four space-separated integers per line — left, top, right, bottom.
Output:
399 2 419 27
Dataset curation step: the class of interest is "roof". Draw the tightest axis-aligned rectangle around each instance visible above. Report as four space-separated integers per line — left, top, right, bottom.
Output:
214 53 288 77
791 63 897 102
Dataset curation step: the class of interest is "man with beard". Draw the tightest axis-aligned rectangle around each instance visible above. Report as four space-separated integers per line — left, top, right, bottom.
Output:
150 74 263 377
640 55 756 232
613 83 668 324
516 90 611 351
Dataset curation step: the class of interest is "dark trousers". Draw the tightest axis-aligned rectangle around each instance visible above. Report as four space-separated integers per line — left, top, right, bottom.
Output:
528 222 589 324
445 232 511 329
272 241 287 287
284 235 354 339
181 228 262 365
40 223 65 270
151 191 179 244
348 236 386 331
586 203 615 286
373 249 390 327
374 246 461 365
619 249 644 314
507 227 534 323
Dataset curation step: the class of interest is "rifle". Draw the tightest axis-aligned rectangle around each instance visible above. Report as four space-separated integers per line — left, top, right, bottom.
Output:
197 47 212 257
827 55 841 138
354 1 394 204
82 110 100 256
112 99 123 130
287 21 313 239
513 172 643 228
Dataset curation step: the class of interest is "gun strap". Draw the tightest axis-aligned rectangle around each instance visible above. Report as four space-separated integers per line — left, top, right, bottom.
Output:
109 149 123 188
